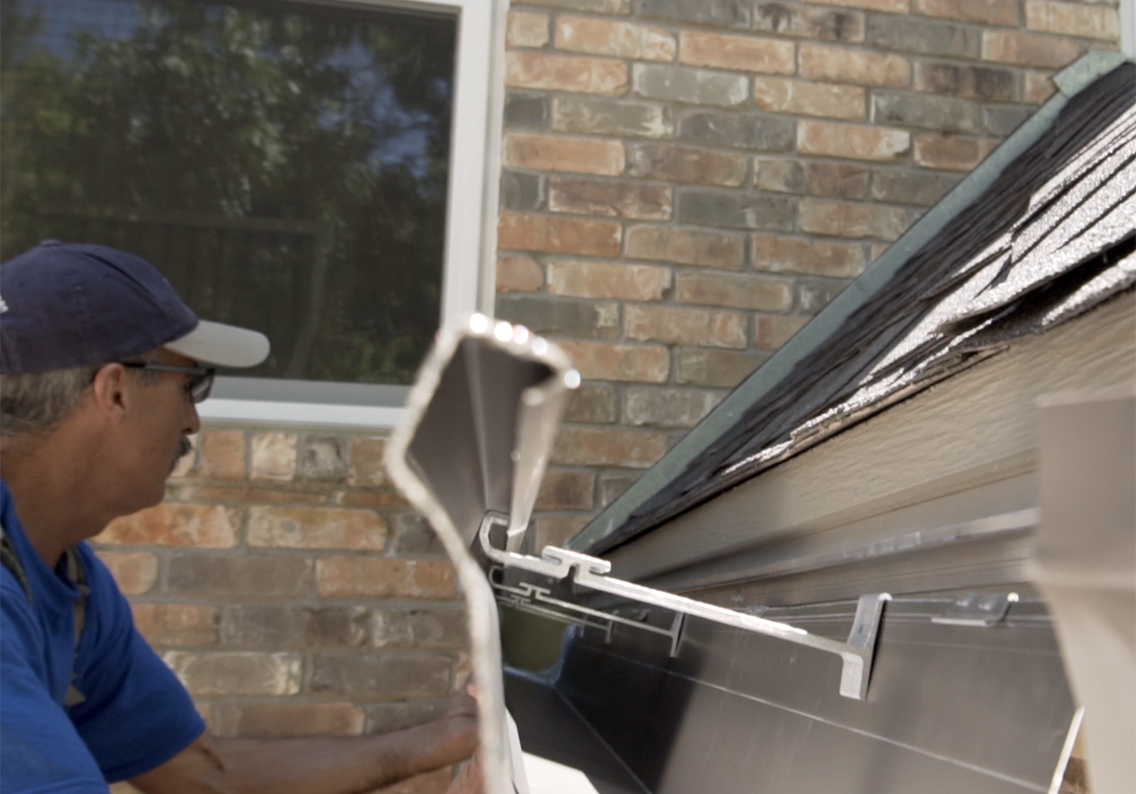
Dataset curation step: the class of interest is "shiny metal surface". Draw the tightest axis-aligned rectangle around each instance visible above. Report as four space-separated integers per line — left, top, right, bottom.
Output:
384 315 576 794
550 590 1075 794
1033 391 1135 794
505 671 647 794
932 591 1019 626
482 516 889 700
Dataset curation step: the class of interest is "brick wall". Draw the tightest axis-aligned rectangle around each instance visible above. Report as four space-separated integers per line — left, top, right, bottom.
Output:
95 431 464 794
496 0 1120 547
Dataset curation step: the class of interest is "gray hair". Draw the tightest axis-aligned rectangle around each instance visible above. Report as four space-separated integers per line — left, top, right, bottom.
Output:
1 361 162 438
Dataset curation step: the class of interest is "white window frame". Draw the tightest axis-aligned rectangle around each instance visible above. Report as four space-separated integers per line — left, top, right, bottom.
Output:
1122 0 1135 59
198 0 502 430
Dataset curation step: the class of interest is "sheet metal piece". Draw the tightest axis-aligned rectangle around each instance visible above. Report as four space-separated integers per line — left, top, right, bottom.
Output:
384 316 576 794
550 591 1076 794
1033 391 1135 794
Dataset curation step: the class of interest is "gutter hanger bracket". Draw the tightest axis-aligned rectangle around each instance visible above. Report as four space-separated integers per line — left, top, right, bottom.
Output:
481 514 889 700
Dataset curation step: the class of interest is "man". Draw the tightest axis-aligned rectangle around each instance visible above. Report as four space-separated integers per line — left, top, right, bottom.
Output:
0 242 480 793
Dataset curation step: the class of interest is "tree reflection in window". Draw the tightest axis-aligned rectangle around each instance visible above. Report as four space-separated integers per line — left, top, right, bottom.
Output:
1 0 456 385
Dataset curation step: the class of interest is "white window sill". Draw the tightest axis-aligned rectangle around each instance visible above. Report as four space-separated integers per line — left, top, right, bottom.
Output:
197 398 405 431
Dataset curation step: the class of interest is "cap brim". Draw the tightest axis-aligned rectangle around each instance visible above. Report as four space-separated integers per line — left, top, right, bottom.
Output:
164 319 270 368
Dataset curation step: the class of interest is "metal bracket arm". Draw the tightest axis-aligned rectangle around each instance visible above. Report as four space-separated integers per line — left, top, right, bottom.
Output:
480 516 889 700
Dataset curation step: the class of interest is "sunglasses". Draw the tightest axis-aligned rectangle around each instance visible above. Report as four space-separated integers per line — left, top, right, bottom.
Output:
119 361 216 403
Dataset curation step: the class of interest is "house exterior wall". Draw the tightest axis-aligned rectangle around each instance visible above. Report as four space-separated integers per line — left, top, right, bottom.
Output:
91 0 1120 790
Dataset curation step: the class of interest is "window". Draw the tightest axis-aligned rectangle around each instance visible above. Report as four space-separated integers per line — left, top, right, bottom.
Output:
0 0 496 427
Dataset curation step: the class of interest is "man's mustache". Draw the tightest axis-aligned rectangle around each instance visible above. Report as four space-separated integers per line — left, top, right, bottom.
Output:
176 436 194 460
170 436 194 473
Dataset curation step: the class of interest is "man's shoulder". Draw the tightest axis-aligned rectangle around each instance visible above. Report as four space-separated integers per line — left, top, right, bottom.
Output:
0 563 45 657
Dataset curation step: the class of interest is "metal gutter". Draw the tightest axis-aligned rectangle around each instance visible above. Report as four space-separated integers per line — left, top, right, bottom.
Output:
569 50 1131 553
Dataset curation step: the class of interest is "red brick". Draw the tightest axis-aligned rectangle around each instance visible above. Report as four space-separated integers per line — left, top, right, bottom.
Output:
533 516 592 549
625 305 747 348
341 491 408 509
95 550 158 595
798 43 910 88
622 387 723 427
753 234 866 278
753 159 806 194
506 51 628 96
805 162 870 199
981 30 1082 68
799 198 912 240
246 506 387 551
167 555 312 599
250 433 297 482
798 120 910 162
679 32 795 74
99 504 237 548
555 17 675 61
199 430 246 481
913 134 998 170
754 315 811 350
497 254 544 293
556 340 669 382
535 470 596 511
498 213 621 257
675 272 793 312
316 558 457 599
914 0 1019 26
565 383 618 424
913 62 1018 101
133 603 218 648
675 349 768 388
806 0 908 11
552 427 667 468
347 437 387 487
506 11 549 48
222 702 365 738
753 77 865 121
546 259 671 301
503 133 624 176
172 485 327 505
1023 70 1056 105
311 652 452 700
628 144 748 186
1025 0 1118 41
163 651 301 696
624 225 745 269
548 176 672 220
373 608 467 649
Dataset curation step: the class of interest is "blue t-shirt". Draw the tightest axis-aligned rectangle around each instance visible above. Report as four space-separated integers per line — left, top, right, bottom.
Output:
1 481 205 792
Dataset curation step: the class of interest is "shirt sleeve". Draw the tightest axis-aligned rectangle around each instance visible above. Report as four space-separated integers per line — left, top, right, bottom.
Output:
1 580 110 794
65 549 205 784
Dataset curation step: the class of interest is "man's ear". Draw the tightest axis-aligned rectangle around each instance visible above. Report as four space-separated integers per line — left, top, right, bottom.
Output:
89 363 130 420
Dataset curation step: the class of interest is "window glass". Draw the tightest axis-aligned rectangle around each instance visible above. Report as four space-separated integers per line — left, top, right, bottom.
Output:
1 0 456 387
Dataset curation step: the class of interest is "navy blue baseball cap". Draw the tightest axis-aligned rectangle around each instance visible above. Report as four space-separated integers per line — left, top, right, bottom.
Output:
0 241 270 376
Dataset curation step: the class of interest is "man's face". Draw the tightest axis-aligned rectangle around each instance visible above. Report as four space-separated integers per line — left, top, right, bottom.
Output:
114 348 203 510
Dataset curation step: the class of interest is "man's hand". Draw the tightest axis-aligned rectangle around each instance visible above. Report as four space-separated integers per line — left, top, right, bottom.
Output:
130 685 482 794
438 684 479 765
446 754 483 794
